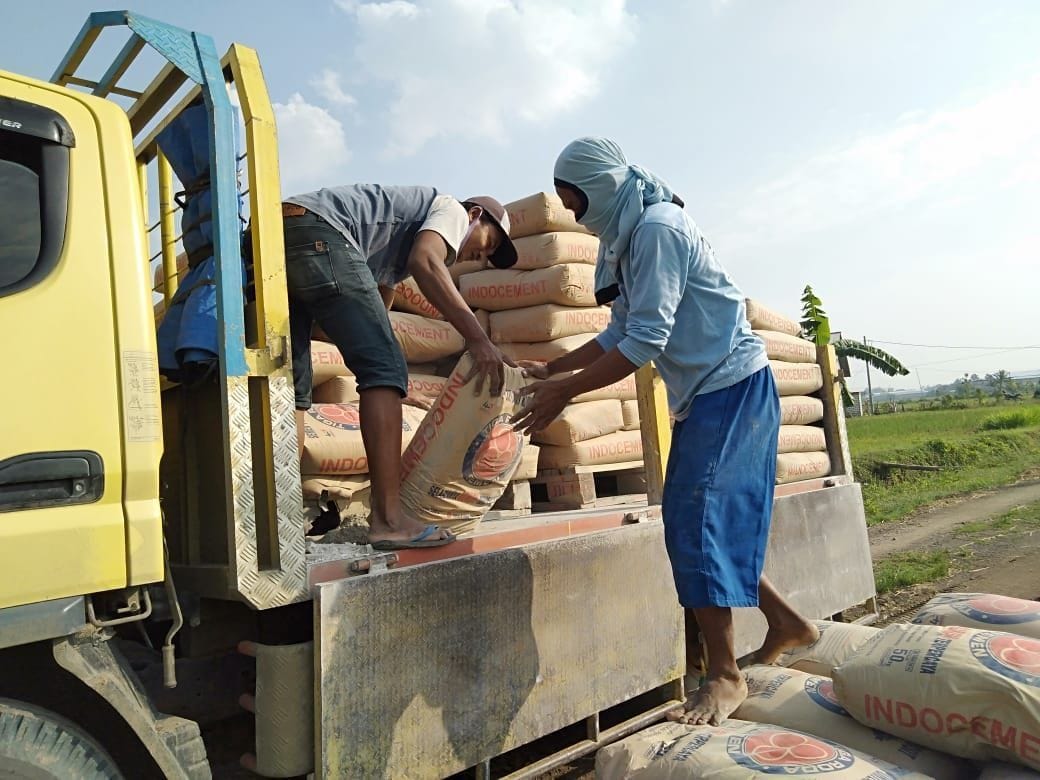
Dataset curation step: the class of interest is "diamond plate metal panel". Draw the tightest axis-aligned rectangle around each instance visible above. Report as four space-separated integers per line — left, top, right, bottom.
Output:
254 641 314 777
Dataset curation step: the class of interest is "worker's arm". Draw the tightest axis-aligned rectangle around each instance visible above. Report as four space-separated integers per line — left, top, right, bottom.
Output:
407 230 514 395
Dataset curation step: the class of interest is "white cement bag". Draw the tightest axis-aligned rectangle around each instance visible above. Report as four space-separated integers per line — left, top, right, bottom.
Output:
621 400 641 431
406 373 447 401
772 361 825 396
747 299 801 336
776 451 831 484
756 329 818 363
594 719 933 779
777 621 882 677
778 425 827 454
912 594 1040 640
459 264 596 311
392 276 443 319
449 259 485 283
512 231 599 270
574 374 639 403
978 762 1040 779
312 375 359 404
735 665 972 779
301 403 425 475
531 400 624 447
490 304 611 344
781 396 826 426
538 429 643 471
514 443 540 481
505 192 591 238
311 341 351 386
832 622 1040 769
399 354 530 536
499 334 598 363
390 311 465 363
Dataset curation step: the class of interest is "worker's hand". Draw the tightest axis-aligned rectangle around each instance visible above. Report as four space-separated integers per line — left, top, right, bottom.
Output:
516 360 550 380
465 339 516 397
511 379 572 434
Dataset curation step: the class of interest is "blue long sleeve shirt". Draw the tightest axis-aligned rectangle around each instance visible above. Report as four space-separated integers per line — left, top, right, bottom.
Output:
595 201 767 421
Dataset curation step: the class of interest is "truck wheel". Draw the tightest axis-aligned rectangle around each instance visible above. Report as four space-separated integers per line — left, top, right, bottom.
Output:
0 698 123 779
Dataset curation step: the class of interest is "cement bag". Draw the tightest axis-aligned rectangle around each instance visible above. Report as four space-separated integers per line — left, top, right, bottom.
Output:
512 231 599 270
505 192 591 238
301 403 426 475
459 264 596 311
406 373 446 401
912 594 1040 640
449 259 485 283
399 354 529 536
490 304 611 344
777 621 882 677
311 341 350 385
407 362 439 375
301 474 370 504
392 276 443 319
389 311 465 363
756 329 818 364
781 396 825 426
746 298 801 336
776 451 831 484
979 763 1040 779
514 443 540 481
778 425 827 454
531 400 624 447
772 361 824 396
735 665 972 779
538 429 643 471
574 374 638 403
621 400 641 431
832 622 1040 769
312 375 359 404
499 334 598 363
594 719 933 779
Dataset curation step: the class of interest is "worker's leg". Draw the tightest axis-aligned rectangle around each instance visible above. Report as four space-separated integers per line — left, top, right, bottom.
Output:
754 575 820 664
672 607 747 726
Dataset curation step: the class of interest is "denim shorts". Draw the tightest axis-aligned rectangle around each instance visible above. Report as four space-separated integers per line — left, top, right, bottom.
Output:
283 211 407 409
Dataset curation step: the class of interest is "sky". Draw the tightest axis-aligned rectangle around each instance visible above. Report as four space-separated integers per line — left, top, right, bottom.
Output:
4 0 1039 392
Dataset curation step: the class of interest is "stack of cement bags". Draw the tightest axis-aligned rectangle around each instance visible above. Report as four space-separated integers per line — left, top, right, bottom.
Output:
746 299 831 485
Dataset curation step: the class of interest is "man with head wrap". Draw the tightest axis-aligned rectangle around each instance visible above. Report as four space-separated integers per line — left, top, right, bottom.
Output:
512 138 819 725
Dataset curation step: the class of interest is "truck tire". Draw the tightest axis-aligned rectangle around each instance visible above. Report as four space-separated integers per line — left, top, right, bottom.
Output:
0 698 123 779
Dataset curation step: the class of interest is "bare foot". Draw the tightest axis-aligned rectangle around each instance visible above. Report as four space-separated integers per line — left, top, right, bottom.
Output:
366 512 452 544
755 618 820 665
667 672 748 726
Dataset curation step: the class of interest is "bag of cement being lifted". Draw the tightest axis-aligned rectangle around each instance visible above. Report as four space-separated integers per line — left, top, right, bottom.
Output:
912 594 1040 640
460 265 596 311
776 451 831 484
399 354 530 537
778 425 827 454
594 719 934 779
832 622 1040 770
392 276 443 319
490 304 611 344
746 298 801 336
735 665 973 779
505 192 592 238
390 311 465 363
531 400 624 446
512 231 600 269
755 330 818 364
771 361 824 396
776 621 882 677
781 395 825 426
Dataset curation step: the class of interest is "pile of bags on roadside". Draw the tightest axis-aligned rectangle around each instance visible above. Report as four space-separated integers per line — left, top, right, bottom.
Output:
596 591 1040 779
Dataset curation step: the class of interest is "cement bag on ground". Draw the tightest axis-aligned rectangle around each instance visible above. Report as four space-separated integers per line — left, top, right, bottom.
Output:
514 443 540 481
512 231 599 270
735 665 973 779
459 264 596 311
302 403 425 475
490 304 611 344
312 375 359 404
912 594 1040 640
777 621 882 677
390 311 465 363
621 400 640 431
979 763 1040 779
538 429 643 471
776 451 831 483
832 622 1040 769
531 400 624 447
311 341 350 385
399 354 529 537
756 329 818 363
778 425 827 454
574 374 638 403
772 361 824 396
392 276 443 319
499 334 597 363
407 373 446 401
594 719 933 779
505 192 591 238
781 396 825 426
449 259 485 283
746 298 801 336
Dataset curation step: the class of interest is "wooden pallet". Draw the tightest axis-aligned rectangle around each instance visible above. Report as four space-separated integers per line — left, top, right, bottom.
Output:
530 460 647 511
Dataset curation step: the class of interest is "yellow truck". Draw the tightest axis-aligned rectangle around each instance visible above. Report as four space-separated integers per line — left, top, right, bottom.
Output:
0 11 877 778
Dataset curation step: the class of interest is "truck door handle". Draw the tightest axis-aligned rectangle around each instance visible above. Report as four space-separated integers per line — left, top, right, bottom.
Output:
0 451 104 512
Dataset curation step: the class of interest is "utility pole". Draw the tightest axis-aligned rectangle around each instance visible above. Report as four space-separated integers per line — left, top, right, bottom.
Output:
864 335 874 415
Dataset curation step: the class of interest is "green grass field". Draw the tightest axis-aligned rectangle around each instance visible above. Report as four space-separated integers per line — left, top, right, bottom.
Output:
846 399 1040 525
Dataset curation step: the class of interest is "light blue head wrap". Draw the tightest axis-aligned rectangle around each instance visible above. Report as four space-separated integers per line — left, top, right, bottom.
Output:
554 137 675 304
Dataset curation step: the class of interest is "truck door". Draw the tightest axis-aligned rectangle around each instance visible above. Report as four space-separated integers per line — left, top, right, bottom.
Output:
0 84 130 608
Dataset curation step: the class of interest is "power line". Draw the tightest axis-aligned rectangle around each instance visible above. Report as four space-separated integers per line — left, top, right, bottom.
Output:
870 339 1040 350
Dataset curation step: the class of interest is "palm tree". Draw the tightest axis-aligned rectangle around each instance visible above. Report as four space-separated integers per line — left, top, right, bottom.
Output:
986 370 1013 398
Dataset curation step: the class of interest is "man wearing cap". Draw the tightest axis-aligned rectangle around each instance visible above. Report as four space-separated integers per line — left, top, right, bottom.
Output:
282 184 518 549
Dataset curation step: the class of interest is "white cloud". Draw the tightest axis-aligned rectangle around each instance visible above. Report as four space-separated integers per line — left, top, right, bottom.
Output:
335 0 636 157
310 69 358 107
715 73 1040 252
273 93 351 195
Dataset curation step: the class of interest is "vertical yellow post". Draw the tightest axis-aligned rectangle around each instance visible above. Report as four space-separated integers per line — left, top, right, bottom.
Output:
157 149 179 304
817 344 854 479
137 160 149 234
635 363 672 505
